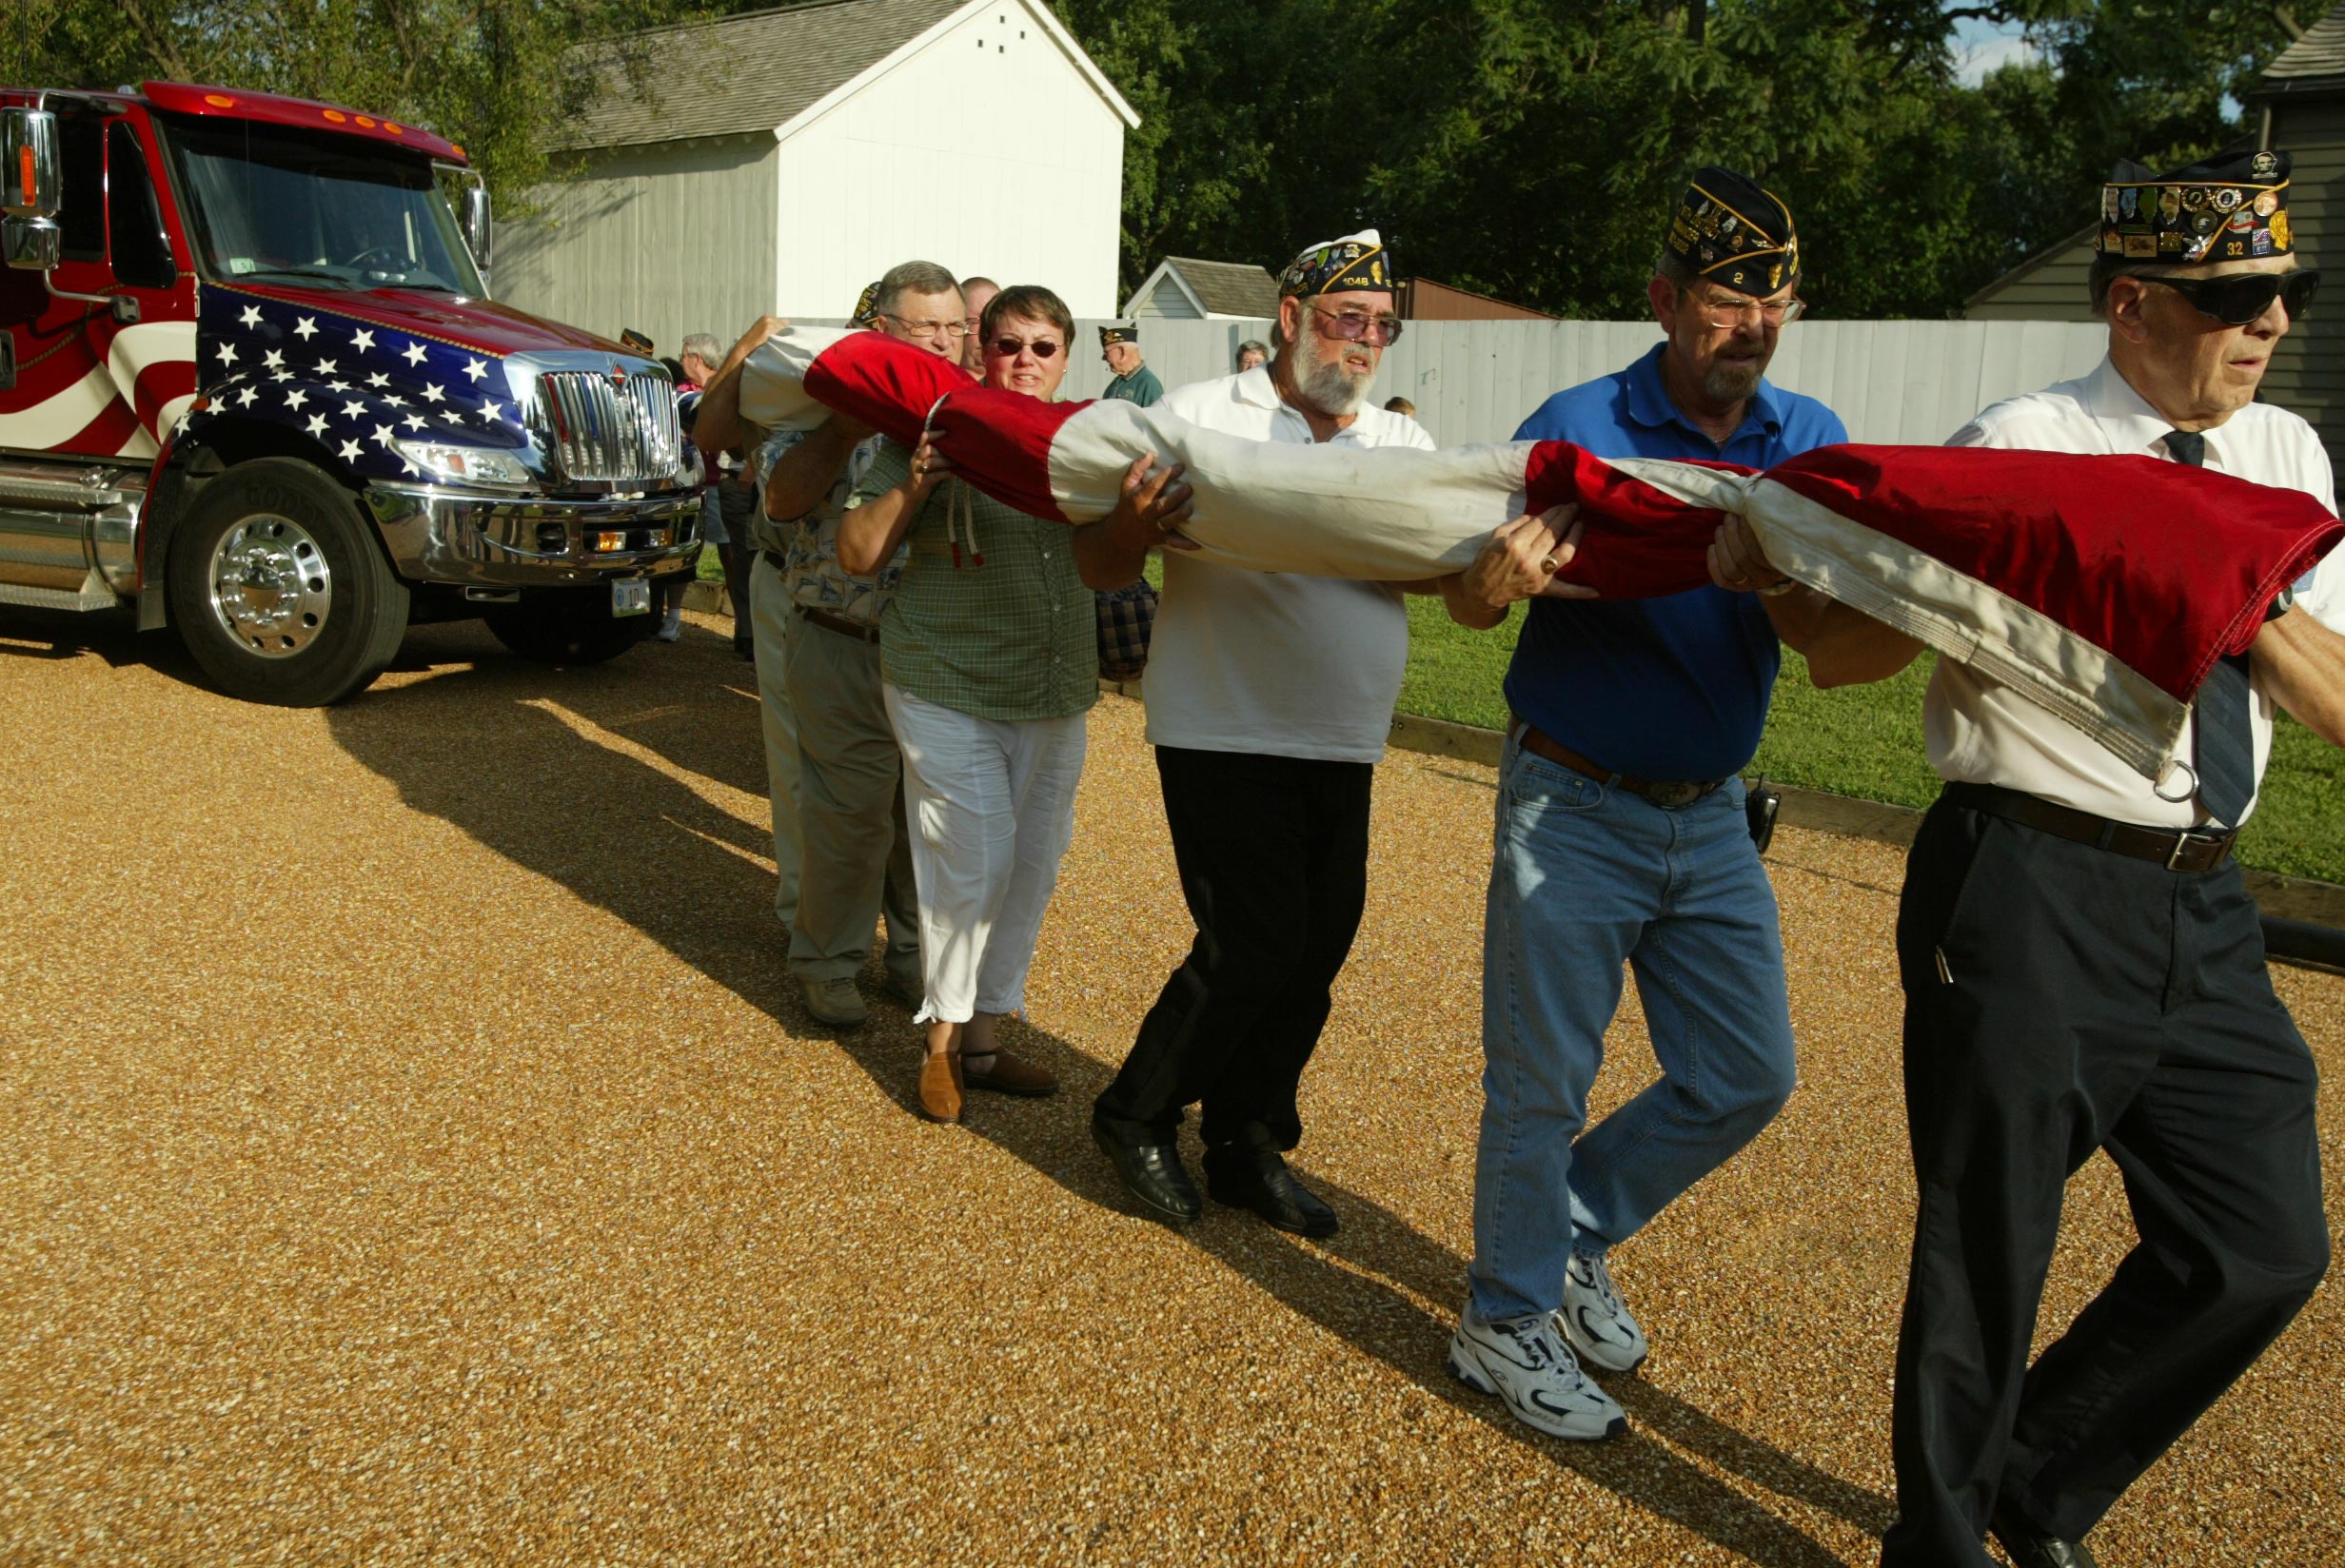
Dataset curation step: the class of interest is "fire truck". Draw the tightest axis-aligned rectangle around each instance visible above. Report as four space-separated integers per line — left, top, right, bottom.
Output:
0 83 700 705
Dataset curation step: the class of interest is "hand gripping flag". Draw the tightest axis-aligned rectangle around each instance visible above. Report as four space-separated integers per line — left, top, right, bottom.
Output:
739 326 2339 781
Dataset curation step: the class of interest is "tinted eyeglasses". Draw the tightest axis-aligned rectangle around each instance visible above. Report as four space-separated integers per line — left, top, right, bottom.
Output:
2146 269 2319 325
990 337 1061 359
1306 304 1405 345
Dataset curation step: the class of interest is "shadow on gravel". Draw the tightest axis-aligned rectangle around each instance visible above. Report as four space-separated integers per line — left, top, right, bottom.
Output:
0 605 206 683
327 627 1889 1567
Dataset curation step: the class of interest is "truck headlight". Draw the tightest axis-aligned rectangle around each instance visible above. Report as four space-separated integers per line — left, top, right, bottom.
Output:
394 438 534 488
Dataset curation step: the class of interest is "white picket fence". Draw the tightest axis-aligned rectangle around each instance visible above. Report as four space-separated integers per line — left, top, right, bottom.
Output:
1047 317 2112 448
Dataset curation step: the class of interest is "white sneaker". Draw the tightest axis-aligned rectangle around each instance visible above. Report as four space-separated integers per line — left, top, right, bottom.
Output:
1448 1304 1626 1441
655 606 683 642
1557 1246 1649 1373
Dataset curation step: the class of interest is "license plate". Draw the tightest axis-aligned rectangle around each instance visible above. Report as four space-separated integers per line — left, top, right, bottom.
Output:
612 578 651 617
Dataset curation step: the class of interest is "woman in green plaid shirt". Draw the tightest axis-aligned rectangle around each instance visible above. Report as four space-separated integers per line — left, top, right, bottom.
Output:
838 284 1193 1125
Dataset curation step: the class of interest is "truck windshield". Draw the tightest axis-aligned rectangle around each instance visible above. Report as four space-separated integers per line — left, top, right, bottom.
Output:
161 113 484 295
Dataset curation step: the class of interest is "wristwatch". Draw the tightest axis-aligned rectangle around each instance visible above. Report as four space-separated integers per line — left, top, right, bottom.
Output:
1757 578 1802 598
2266 582 2296 621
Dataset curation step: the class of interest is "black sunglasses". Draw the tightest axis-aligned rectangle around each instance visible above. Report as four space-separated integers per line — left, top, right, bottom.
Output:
2146 269 2319 325
991 337 1060 359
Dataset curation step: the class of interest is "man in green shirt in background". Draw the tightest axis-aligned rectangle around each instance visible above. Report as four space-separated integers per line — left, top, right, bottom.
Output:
1100 324 1163 406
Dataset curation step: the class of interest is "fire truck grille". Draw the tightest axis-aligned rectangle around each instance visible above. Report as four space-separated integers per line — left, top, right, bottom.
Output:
523 371 683 485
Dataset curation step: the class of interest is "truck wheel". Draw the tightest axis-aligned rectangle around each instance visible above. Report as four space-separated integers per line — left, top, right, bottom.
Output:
483 590 656 665
168 459 410 706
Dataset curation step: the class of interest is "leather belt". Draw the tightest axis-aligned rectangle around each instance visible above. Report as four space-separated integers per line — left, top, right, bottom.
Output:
760 548 791 574
1508 716 1724 809
797 604 880 644
1941 781 2236 872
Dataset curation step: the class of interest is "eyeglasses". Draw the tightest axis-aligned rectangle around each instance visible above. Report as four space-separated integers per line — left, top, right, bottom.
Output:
884 314 968 340
990 338 1060 359
2144 269 2319 325
1305 304 1405 345
1685 291 1804 329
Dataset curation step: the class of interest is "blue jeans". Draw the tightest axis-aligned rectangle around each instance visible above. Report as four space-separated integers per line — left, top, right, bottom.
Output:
1468 733 1797 1323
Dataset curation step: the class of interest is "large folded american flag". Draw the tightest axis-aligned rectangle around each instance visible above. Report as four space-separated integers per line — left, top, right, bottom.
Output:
739 327 2338 779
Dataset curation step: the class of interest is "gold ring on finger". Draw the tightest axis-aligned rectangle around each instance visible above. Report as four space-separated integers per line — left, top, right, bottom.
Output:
1539 556 1560 573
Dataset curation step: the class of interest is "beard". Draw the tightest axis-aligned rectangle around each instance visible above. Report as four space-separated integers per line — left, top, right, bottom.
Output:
1293 339 1375 417
1700 354 1765 404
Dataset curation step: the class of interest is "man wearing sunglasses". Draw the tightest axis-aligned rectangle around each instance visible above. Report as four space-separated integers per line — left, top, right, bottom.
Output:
1871 150 2345 1568
1092 228 1562 1239
1455 168 1917 1444
1099 324 1163 407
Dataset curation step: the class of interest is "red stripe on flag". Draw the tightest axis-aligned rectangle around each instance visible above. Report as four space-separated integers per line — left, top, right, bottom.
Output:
802 330 1081 523
1765 444 2342 698
64 397 143 456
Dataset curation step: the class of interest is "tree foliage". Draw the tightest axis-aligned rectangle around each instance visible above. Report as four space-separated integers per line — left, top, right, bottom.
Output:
1056 0 2300 318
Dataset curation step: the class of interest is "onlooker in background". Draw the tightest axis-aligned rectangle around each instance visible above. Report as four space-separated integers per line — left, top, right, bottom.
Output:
959 276 999 376
1234 339 1270 373
657 356 697 641
1100 324 1163 406
676 332 750 656
1087 229 1548 1241
1383 395 1416 418
1453 168 1906 1444
838 284 1176 1124
756 264 959 1029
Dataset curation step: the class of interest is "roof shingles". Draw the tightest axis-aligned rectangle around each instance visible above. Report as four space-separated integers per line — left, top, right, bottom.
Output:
562 0 969 151
2261 2 2345 88
1162 257 1280 317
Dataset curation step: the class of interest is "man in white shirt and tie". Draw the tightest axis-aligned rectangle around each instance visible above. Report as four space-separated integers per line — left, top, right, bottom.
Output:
1868 151 2345 1568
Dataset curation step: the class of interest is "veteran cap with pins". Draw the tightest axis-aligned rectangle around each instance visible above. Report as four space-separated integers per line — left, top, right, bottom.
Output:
1664 167 1800 296
850 281 882 326
1098 323 1139 347
2097 148 2292 265
1279 228 1396 296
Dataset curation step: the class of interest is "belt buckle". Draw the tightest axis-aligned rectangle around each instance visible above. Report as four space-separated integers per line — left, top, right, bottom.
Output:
1647 780 1703 809
2166 830 2216 872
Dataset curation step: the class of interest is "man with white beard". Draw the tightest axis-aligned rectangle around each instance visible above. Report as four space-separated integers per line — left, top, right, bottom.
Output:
1089 230 1575 1235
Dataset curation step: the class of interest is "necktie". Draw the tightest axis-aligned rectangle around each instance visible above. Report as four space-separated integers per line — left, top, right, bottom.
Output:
2165 429 2255 826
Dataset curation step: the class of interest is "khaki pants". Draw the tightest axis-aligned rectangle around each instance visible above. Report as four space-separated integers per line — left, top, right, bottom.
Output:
750 551 801 931
785 613 921 987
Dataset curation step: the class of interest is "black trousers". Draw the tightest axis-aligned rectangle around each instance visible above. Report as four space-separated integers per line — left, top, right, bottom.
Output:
1094 745 1374 1150
1881 793 2329 1567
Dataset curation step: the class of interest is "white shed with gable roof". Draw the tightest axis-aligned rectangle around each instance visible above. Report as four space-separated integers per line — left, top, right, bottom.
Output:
495 0 1137 351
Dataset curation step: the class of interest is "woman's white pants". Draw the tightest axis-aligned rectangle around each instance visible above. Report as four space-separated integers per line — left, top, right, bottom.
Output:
882 685 1088 1026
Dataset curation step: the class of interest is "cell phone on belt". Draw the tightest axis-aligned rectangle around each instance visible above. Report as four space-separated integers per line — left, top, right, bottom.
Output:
1745 775 1782 855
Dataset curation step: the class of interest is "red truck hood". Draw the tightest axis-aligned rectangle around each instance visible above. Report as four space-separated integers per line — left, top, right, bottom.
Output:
224 282 628 360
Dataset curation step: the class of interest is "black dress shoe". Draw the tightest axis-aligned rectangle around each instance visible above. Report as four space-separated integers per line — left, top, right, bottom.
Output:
1991 1501 2099 1568
1204 1143 1339 1238
1092 1121 1201 1224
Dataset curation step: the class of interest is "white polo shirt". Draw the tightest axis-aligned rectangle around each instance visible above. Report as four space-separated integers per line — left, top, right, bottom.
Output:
1144 365 1438 764
1932 355 2341 827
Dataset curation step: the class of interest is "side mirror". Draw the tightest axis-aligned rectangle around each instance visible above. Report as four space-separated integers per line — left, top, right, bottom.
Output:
2 108 61 218
460 184 491 270
2 216 60 271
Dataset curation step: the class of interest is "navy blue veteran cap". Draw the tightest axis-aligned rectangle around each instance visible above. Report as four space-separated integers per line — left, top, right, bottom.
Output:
2098 148 2291 265
1665 167 1799 296
850 281 882 325
1279 228 1395 296
1098 323 1139 347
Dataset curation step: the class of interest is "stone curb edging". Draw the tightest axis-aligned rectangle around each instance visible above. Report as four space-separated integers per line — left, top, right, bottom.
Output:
1099 678 2345 939
682 581 732 615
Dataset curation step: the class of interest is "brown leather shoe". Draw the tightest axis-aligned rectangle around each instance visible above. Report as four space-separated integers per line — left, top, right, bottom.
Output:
963 1048 1057 1097
917 1052 961 1123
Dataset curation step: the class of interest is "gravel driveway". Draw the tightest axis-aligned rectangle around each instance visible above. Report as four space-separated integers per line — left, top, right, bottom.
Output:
4 609 2338 1566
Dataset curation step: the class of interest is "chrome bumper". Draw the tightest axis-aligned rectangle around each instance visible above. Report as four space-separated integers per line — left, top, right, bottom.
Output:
364 480 702 588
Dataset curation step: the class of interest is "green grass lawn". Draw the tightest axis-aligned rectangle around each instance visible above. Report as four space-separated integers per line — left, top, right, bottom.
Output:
1403 596 2345 885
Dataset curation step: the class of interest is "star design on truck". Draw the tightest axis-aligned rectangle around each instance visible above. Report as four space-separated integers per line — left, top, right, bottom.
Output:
194 288 536 487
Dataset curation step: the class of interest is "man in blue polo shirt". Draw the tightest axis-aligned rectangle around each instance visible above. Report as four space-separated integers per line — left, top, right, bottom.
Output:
1448 168 1917 1442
